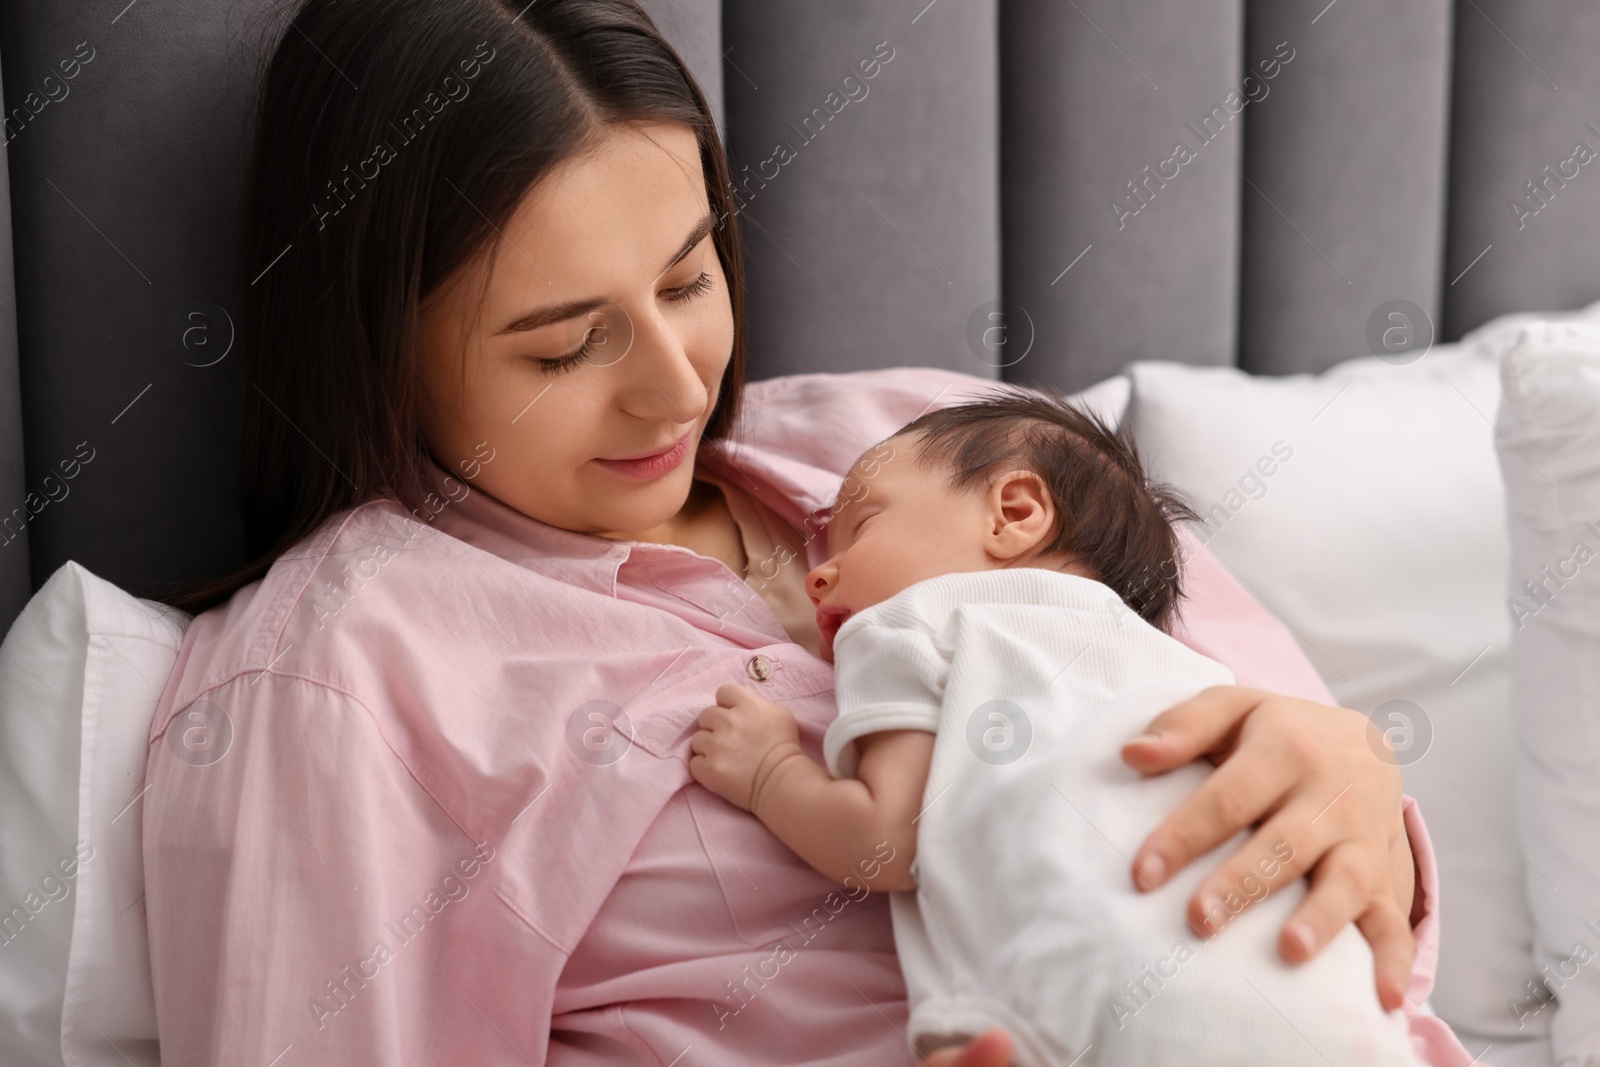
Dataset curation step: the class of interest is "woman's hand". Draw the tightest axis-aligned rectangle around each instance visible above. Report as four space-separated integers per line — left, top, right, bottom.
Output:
1121 685 1416 1012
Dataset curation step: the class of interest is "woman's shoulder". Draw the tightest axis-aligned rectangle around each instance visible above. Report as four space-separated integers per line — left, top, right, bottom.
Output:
732 366 1000 476
158 499 470 712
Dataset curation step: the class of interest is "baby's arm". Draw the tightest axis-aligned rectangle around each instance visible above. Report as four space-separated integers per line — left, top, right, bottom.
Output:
689 682 932 893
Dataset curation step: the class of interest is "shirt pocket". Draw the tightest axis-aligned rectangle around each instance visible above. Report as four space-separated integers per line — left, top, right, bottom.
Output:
628 645 873 948
624 642 834 762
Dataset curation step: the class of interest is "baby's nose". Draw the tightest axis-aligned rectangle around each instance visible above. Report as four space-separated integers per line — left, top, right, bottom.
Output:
804 564 830 605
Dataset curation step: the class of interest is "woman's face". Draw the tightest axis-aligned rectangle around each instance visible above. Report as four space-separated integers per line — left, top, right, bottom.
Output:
417 121 734 537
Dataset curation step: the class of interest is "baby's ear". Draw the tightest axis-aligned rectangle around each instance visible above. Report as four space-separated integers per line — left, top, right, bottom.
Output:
986 470 1055 560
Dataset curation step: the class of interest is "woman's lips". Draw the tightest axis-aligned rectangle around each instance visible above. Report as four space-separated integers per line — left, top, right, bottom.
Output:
594 433 691 480
815 605 852 662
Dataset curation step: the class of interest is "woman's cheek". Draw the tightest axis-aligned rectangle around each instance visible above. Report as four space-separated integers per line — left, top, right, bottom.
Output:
691 333 732 390
693 280 736 380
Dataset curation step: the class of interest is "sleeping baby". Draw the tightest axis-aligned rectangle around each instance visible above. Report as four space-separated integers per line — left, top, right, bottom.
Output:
687 383 1422 1067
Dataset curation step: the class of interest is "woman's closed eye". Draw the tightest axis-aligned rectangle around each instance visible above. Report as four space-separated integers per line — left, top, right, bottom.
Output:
665 270 714 304
538 324 604 375
535 271 715 374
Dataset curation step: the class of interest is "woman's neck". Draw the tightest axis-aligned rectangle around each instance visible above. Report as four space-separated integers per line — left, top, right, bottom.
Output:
598 478 749 577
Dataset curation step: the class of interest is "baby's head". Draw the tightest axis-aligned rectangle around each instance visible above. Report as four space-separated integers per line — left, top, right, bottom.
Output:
805 384 1199 663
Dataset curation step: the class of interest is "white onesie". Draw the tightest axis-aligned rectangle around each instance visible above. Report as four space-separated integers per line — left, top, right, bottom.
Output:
821 568 1420 1067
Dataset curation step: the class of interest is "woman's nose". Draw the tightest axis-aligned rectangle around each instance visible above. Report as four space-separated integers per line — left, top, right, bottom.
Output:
616 307 709 422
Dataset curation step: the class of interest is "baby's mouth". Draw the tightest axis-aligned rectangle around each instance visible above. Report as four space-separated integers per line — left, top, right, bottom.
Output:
815 605 852 662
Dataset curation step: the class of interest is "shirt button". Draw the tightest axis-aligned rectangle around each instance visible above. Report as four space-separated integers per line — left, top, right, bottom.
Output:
745 654 776 682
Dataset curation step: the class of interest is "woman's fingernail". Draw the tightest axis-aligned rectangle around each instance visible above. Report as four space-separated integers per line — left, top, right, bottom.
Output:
1196 894 1226 935
1286 922 1317 956
1383 973 1406 1012
1136 855 1166 890
1129 731 1162 746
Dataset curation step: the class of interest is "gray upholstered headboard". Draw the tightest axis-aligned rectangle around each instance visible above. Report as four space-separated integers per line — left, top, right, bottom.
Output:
0 0 1596 631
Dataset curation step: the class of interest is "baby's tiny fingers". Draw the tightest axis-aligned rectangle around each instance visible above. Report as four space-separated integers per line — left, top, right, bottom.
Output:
697 702 731 729
716 682 753 706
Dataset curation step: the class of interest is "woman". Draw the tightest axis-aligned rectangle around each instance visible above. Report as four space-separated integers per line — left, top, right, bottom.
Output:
145 1 1464 1063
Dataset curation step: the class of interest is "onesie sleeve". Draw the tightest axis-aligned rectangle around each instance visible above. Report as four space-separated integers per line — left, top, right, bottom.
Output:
823 614 949 780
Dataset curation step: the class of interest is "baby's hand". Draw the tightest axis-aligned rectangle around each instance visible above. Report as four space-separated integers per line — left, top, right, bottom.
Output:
689 683 804 815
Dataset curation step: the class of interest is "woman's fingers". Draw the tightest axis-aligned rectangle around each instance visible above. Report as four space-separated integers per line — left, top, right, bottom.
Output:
1119 684 1419 1009
1182 785 1357 935
1184 829 1313 939
1387 819 1419 923
1271 836 1370 961
1121 685 1268 773
1279 839 1414 1010
1274 837 1415 1011
1355 898 1416 1013
1131 743 1296 892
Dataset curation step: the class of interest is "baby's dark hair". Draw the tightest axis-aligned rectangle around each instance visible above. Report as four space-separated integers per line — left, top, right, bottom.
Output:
892 383 1200 633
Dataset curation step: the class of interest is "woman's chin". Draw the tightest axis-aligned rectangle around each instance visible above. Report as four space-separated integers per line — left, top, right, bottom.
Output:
584 470 699 540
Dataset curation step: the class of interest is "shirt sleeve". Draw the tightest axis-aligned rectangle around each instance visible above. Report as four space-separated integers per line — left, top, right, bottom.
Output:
718 368 1004 527
1165 526 1468 1064
736 367 1003 480
823 616 948 780
143 672 555 1066
1399 795 1474 1066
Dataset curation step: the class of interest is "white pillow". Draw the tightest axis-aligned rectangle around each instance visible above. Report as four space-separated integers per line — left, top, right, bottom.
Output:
1458 299 1600 363
1063 372 1130 428
1496 321 1600 1066
1125 338 1533 1039
0 562 187 1067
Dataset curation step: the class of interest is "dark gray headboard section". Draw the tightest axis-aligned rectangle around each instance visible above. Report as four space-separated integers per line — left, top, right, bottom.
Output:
1444 2 1600 337
0 2 283 610
0 0 1598 621
722 0 1001 381
1238 0 1454 375
0 55 26 627
637 0 723 136
1001 0 1243 393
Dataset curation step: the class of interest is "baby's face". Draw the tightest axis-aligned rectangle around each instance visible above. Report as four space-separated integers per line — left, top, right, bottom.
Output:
805 436 994 663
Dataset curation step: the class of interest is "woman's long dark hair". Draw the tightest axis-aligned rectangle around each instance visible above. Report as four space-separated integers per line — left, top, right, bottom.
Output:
167 0 747 613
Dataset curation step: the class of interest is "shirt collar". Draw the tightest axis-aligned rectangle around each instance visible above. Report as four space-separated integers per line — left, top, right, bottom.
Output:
415 431 845 590
418 458 628 595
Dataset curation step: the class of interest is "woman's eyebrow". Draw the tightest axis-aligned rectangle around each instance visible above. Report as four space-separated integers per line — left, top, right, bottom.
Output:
494 210 718 336
656 209 717 277
494 296 606 336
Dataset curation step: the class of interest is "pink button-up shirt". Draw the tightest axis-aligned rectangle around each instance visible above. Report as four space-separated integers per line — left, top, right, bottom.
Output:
144 367 1469 1066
